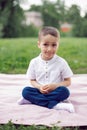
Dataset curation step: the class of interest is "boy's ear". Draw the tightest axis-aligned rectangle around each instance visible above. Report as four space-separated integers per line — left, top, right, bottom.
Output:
38 41 40 48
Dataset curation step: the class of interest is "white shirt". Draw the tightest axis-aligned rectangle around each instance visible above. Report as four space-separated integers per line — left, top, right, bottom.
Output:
26 54 73 87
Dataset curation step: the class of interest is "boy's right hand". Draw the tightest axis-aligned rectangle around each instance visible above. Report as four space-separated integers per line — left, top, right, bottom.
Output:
39 85 49 94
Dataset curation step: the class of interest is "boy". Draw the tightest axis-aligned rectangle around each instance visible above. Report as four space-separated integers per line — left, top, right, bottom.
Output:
18 26 74 112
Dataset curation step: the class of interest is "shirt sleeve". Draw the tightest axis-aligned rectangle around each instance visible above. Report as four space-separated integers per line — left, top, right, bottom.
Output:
26 59 36 80
61 59 73 79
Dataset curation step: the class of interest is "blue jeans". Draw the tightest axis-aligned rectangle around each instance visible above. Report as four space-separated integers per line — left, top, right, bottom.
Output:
22 86 70 109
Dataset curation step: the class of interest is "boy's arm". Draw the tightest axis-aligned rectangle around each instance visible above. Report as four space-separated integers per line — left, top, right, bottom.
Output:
30 78 71 94
30 79 41 89
56 77 71 87
42 78 71 93
30 79 49 94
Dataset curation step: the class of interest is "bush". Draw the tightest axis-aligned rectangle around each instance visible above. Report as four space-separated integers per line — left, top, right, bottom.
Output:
60 31 73 37
72 18 87 37
20 24 39 37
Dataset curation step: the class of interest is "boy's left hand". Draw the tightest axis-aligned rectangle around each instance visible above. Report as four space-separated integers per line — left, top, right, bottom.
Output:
42 84 57 93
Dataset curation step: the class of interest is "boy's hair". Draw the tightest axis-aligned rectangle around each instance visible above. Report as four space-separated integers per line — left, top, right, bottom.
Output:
38 26 60 41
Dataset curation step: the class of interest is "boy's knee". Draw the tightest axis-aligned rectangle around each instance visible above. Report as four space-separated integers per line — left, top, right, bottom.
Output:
22 86 30 98
57 86 70 98
61 86 70 98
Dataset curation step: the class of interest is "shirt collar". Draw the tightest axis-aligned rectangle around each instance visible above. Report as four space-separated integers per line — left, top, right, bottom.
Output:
39 53 58 64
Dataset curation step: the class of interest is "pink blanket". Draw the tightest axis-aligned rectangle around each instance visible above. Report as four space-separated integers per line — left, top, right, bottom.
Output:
0 74 87 127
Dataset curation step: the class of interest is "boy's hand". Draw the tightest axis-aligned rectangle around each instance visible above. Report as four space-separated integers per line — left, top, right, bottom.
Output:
39 85 49 94
40 84 57 94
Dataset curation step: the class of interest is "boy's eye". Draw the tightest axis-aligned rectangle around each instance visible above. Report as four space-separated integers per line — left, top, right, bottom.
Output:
43 43 48 46
52 43 57 47
43 43 57 47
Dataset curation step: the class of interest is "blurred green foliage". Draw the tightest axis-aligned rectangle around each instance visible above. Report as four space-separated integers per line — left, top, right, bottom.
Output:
0 0 87 38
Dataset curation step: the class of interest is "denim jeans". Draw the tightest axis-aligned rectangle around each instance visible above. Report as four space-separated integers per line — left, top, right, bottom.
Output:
22 86 70 109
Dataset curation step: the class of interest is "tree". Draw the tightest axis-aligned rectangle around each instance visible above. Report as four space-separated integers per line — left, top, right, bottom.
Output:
29 0 66 29
55 0 66 22
72 17 87 37
72 18 83 37
0 0 9 24
66 4 85 37
66 4 81 24
41 1 58 28
0 0 24 38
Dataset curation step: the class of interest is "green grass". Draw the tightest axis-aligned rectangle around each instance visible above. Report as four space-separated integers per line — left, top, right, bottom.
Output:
0 120 86 130
0 37 87 74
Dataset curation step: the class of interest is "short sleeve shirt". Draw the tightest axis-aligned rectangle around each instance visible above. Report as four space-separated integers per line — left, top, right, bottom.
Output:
26 54 73 87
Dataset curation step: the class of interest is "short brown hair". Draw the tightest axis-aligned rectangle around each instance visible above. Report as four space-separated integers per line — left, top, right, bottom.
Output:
38 26 60 41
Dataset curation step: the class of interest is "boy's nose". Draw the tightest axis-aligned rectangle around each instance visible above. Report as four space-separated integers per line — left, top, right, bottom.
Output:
47 46 52 51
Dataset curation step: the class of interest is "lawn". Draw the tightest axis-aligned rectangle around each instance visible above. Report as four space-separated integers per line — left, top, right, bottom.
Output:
0 120 86 130
0 37 87 74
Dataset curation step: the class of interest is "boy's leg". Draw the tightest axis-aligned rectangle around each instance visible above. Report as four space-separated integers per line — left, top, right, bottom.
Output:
46 86 70 100
22 86 70 108
17 97 31 105
45 86 70 108
22 87 49 107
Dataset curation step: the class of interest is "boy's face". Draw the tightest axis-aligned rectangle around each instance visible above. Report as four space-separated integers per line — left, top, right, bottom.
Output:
38 34 59 60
